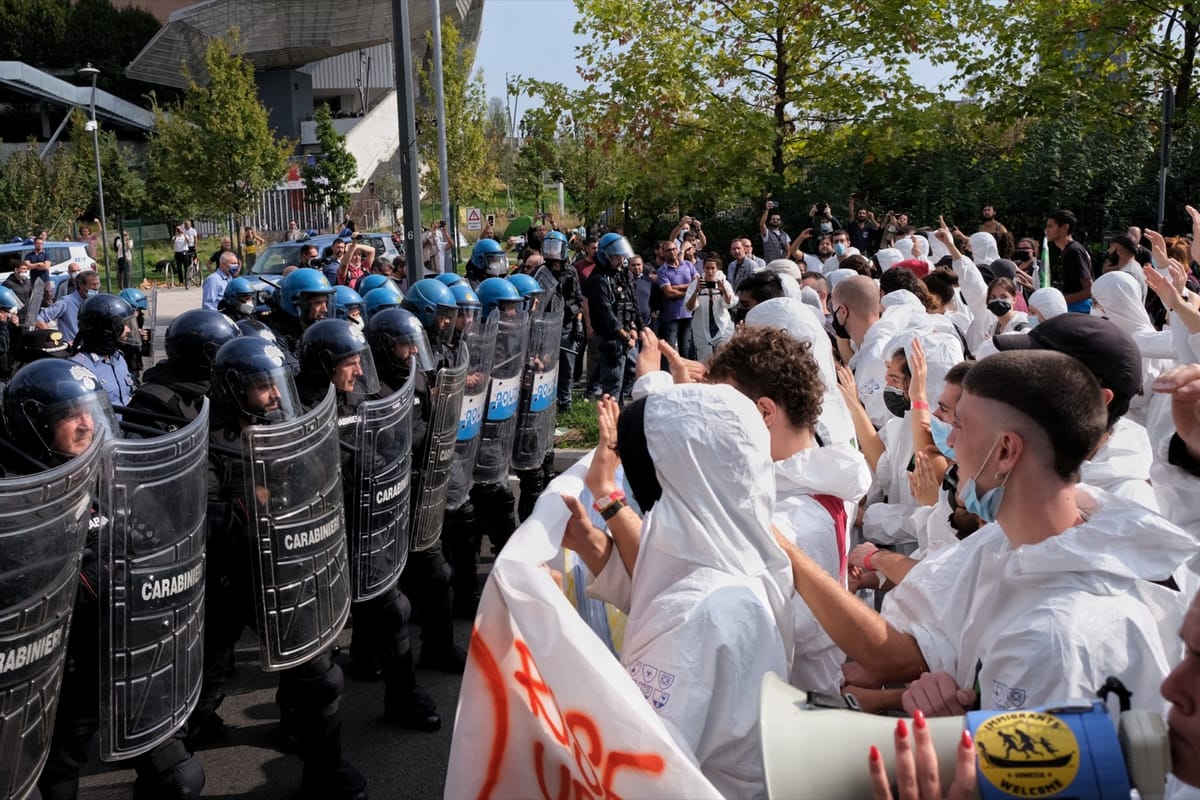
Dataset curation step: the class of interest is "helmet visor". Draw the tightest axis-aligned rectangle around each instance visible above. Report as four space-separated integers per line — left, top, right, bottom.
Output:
330 347 381 397
230 364 303 423
541 238 567 262
484 252 509 276
35 388 118 463
386 327 434 373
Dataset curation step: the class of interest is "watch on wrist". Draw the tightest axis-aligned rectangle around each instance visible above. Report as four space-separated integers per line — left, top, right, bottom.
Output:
592 489 626 516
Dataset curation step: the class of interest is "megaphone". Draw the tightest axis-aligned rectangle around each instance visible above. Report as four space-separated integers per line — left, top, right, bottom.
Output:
760 673 1171 800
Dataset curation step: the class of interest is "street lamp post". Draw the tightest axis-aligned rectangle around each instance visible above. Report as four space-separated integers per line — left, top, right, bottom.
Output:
79 63 110 292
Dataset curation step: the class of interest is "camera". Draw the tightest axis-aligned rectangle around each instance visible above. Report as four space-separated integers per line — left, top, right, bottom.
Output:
701 280 718 290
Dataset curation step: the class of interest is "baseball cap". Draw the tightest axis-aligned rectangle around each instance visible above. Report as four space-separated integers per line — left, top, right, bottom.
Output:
992 314 1142 407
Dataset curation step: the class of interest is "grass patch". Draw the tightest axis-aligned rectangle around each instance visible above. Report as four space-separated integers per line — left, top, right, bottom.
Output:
555 396 599 449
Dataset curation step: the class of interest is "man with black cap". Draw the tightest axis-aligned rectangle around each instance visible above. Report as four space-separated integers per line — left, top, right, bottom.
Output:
992 313 1158 511
1105 231 1148 302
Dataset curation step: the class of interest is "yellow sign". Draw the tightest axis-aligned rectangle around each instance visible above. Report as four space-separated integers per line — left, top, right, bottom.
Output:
975 711 1080 797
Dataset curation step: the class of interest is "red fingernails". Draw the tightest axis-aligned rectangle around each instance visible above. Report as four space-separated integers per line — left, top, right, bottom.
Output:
896 719 909 739
913 709 927 730
961 730 973 749
869 745 881 763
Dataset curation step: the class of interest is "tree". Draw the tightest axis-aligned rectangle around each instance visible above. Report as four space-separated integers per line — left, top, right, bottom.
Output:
68 109 147 233
301 103 358 223
145 33 294 224
0 141 89 240
414 17 492 214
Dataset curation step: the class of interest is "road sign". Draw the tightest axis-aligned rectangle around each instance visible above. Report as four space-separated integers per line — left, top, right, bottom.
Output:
465 207 483 231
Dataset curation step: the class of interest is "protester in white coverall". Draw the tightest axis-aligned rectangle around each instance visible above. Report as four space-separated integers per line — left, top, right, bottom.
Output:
707 326 871 694
773 350 1191 720
567 384 792 799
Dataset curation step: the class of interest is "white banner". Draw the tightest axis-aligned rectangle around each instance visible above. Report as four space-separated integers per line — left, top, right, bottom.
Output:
445 455 720 800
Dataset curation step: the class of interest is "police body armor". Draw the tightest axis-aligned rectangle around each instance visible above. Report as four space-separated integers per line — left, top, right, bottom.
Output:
472 308 530 486
349 365 415 601
409 343 469 553
444 314 498 513
242 388 350 670
0 436 102 800
99 401 209 760
512 291 561 472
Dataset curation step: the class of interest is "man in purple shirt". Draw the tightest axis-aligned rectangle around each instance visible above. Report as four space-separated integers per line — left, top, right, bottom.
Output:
656 241 698 360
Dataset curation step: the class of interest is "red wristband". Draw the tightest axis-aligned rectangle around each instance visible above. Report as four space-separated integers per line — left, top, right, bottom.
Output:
863 548 877 571
911 400 930 411
592 489 626 514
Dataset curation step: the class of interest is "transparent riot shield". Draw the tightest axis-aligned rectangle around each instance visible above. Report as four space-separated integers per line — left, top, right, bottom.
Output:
143 289 158 357
473 308 530 486
512 292 562 471
0 436 102 800
409 344 469 552
350 365 415 601
99 400 208 760
242 388 350 670
443 314 499 515
534 265 559 294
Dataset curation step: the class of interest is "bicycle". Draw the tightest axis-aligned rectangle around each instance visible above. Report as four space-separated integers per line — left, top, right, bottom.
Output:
186 253 202 289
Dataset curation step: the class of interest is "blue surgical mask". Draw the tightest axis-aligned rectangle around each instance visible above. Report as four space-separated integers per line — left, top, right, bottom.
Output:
229 265 241 276
834 242 846 256
87 289 100 297
960 436 1010 523
929 415 956 460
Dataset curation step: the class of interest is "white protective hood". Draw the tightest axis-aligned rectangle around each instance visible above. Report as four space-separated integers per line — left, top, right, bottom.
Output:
1093 270 1154 334
876 248 904 272
969 232 999 266
893 238 914 260
746 297 857 447
827 267 857 289
881 288 926 310
1080 417 1159 511
883 327 965 417
623 383 794 798
1028 287 1068 320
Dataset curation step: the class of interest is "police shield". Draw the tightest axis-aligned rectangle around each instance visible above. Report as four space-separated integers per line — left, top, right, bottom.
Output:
242 388 350 670
534 265 558 293
409 343 469 552
99 400 208 760
0 436 102 800
473 308 530 485
512 292 562 471
144 288 158 357
444 313 499 514
349 365 415 601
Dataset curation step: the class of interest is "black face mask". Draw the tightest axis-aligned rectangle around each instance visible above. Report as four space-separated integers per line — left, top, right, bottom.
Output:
1105 250 1120 266
987 299 1013 317
883 386 910 418
831 306 851 340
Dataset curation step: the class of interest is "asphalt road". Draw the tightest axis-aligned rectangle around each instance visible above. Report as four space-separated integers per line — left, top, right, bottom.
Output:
79 286 468 799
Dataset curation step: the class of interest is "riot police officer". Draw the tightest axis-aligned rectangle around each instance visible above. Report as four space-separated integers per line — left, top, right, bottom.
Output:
191 336 367 799
542 230 585 412
398 279 468 672
298 319 442 730
70 293 137 406
363 284 404 322
0 359 207 800
332 285 366 328
0 284 21 379
118 287 152 383
585 232 642 400
126 308 239 432
465 237 510 287
270 269 336 353
508 273 560 521
217 276 259 323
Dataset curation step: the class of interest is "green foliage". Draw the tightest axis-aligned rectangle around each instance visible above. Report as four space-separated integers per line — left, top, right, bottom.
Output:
0 0 165 102
0 140 89 240
415 18 493 212
145 33 295 223
301 104 359 215
67 109 148 226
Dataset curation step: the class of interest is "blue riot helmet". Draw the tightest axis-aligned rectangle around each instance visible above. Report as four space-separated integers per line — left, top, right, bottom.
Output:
507 273 544 313
541 230 569 263
118 288 148 311
219 277 257 317
468 237 508 280
298 318 379 396
595 232 634 270
356 273 393 297
435 272 466 288
333 285 365 323
278 268 335 324
1 359 118 466
0 286 22 314
448 282 482 340
365 307 434 374
210 336 302 424
363 285 404 320
476 277 521 320
403 278 459 343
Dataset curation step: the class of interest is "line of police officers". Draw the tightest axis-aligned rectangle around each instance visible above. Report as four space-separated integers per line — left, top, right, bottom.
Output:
0 227 597 798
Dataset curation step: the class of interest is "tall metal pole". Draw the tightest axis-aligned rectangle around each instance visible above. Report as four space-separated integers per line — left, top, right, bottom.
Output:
80 63 110 292
392 0 424 273
1158 85 1175 233
430 0 453 272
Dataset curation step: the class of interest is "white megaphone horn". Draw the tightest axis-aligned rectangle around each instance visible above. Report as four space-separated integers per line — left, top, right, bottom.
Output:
759 673 1170 800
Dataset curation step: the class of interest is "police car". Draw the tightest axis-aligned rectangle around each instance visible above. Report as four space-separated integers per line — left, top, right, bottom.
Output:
0 240 93 283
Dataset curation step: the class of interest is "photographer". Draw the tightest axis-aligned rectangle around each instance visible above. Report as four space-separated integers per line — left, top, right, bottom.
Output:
808 201 843 242
759 198 792 262
684 256 735 361
669 215 707 252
